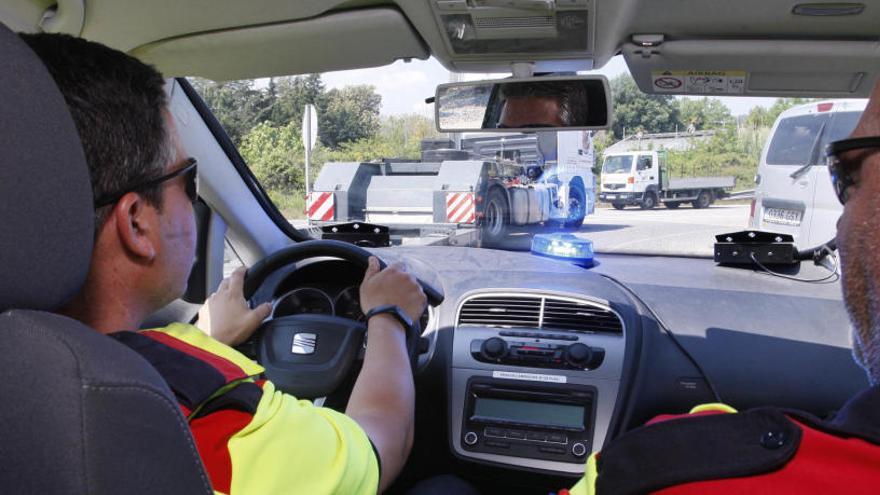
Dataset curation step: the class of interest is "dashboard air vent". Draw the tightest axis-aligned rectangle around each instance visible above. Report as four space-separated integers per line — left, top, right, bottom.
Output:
458 294 623 334
542 299 622 334
458 296 541 327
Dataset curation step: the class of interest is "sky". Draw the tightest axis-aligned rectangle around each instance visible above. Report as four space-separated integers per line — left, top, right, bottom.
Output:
319 55 779 119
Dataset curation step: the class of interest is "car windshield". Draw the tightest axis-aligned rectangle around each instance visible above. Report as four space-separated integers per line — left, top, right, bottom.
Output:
602 155 632 174
191 58 849 258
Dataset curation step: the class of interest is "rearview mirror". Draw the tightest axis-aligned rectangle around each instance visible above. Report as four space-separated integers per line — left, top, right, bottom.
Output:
435 75 612 133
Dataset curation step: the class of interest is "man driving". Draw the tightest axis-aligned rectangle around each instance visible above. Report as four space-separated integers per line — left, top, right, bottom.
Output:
496 80 589 129
564 81 880 494
23 32 423 494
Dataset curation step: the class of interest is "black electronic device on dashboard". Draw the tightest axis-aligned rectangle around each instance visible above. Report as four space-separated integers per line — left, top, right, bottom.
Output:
470 335 605 370
461 378 596 464
714 230 797 265
321 222 390 248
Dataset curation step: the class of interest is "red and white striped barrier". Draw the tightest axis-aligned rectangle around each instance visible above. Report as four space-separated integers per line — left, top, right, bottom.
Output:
307 191 335 222
446 192 475 224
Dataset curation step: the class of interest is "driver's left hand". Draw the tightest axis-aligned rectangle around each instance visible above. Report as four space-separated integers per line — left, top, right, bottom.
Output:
197 266 272 346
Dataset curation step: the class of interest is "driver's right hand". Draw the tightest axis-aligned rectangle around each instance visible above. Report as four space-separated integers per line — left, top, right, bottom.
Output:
359 257 427 323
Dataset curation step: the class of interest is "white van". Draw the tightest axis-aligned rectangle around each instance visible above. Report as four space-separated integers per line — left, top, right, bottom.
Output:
749 99 866 248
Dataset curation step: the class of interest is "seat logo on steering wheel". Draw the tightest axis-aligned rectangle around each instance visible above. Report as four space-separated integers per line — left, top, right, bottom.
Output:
291 333 317 355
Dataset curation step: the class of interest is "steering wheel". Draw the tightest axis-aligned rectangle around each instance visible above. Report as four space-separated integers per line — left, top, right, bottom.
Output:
241 240 444 399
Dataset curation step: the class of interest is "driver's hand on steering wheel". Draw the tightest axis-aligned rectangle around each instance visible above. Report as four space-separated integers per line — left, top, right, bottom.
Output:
359 257 427 325
197 266 272 346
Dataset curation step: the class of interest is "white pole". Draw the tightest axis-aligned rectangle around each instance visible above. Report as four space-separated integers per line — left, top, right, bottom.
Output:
304 105 311 196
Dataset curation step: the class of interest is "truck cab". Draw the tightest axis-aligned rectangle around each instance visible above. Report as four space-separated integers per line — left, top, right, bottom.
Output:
600 147 734 210
599 151 664 209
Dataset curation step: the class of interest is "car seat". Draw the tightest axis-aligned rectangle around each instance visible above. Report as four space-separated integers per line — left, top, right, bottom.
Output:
0 22 212 495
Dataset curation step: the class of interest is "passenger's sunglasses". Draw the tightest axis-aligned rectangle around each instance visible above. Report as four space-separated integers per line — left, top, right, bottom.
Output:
826 137 880 205
94 157 198 209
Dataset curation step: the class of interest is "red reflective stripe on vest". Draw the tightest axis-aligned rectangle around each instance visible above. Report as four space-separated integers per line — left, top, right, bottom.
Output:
653 418 880 495
141 330 249 382
190 408 255 494
646 409 729 426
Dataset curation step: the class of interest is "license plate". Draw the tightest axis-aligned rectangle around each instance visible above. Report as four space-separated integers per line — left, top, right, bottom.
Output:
763 207 802 226
607 194 618 199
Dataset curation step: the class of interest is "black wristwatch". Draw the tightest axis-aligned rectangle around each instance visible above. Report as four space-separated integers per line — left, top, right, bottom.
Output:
364 304 415 334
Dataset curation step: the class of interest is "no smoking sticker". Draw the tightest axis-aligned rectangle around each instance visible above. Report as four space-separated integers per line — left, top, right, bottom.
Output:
654 76 683 90
651 70 747 94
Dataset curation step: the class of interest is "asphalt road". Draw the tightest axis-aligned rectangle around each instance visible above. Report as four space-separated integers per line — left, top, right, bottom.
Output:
494 203 751 257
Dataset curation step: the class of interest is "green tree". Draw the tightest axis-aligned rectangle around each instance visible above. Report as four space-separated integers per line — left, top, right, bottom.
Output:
379 113 441 158
677 97 733 130
610 74 681 140
268 74 327 127
190 78 266 145
744 98 816 128
321 85 382 148
745 105 773 129
238 121 304 193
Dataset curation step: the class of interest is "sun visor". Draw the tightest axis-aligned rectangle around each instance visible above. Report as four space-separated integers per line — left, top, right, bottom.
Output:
623 39 880 98
131 8 429 81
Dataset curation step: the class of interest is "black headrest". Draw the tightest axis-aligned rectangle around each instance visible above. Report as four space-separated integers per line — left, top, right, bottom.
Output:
0 24 94 312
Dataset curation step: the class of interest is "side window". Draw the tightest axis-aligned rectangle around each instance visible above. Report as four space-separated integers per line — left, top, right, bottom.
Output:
637 155 653 171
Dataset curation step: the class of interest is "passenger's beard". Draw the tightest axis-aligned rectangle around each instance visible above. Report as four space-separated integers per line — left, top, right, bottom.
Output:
841 246 880 386
851 309 880 386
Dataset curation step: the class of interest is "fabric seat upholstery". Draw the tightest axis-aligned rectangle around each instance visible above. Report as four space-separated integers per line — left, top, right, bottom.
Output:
0 22 212 495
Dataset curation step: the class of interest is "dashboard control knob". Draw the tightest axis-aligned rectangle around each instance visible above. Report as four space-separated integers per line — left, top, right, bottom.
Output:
464 431 479 446
571 442 587 457
564 343 593 368
481 337 508 360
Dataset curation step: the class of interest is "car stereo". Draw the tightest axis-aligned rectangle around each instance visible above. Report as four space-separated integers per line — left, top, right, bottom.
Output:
461 377 596 463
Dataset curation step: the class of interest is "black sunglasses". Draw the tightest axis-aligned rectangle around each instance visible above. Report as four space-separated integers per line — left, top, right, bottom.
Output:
94 157 198 209
826 137 880 205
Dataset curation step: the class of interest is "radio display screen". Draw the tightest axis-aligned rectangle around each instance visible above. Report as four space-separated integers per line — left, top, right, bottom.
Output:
472 398 584 428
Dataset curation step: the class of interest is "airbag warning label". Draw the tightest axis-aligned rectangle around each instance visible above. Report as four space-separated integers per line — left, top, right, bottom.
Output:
651 70 746 94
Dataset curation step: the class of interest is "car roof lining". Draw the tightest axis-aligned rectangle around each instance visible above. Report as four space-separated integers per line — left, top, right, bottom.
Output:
3 0 880 94
131 7 429 81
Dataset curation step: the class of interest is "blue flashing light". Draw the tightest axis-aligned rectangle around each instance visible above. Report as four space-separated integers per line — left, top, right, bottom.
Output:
531 233 594 267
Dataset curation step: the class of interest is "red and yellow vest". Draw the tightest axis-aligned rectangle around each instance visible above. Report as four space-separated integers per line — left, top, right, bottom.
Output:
569 388 880 495
113 323 380 495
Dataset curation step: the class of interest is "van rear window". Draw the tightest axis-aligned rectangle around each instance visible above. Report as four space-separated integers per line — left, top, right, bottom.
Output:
766 111 861 166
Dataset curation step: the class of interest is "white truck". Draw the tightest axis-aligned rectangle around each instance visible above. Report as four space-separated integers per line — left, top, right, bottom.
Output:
307 131 596 246
599 149 735 209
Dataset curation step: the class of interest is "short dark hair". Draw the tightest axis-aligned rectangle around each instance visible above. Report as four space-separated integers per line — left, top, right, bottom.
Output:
20 33 173 225
499 81 589 126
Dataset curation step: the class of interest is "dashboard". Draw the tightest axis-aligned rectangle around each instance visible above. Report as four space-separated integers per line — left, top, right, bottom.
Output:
263 259 431 331
273 286 361 320
248 245 869 492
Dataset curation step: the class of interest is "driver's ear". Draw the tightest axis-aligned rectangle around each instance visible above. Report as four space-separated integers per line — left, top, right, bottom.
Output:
112 192 157 261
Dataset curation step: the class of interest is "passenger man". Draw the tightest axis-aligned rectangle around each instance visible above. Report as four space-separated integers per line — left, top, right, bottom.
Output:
23 32 424 494
565 82 880 494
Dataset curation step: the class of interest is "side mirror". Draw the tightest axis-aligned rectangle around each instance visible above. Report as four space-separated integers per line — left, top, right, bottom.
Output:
435 75 612 133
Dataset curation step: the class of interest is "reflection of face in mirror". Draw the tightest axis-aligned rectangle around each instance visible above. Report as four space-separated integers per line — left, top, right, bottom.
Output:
495 81 589 129
499 96 565 128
